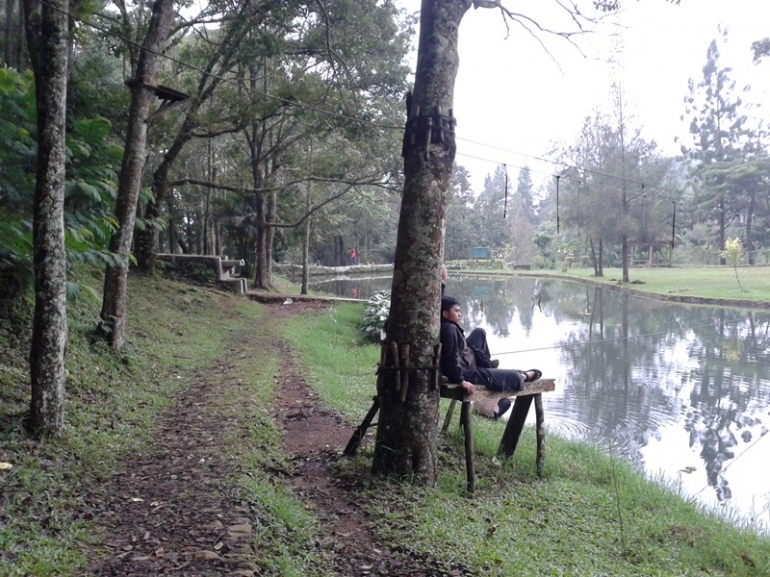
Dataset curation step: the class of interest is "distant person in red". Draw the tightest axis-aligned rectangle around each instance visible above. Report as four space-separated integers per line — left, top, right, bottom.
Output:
350 248 358 265
352 286 358 298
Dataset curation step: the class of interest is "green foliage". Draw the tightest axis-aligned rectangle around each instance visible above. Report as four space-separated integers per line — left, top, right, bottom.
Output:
0 68 124 306
721 237 744 266
361 290 390 342
0 68 37 307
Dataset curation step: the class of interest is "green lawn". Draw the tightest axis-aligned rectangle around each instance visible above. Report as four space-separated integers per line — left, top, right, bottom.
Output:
454 265 770 306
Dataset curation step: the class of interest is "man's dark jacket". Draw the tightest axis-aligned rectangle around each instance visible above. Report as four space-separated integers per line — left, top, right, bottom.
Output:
440 318 476 384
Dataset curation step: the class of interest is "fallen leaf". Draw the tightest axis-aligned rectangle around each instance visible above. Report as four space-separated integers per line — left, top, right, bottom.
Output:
0 463 12 471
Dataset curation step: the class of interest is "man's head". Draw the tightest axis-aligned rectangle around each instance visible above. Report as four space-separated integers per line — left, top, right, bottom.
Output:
441 296 462 324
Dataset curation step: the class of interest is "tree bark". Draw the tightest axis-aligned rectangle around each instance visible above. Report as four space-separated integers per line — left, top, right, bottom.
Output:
301 179 312 295
99 0 174 351
371 0 470 484
24 0 69 436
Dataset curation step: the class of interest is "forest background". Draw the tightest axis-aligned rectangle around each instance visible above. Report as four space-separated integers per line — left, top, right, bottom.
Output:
2 0 770 430
3 0 770 288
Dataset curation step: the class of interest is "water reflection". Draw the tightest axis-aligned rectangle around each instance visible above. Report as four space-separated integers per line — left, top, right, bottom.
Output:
454 276 770 531
308 275 392 300
311 274 770 530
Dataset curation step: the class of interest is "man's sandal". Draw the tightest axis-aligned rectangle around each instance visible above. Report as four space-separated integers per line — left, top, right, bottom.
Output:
521 369 542 382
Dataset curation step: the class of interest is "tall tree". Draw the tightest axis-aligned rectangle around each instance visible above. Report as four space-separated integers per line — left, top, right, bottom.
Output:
516 166 537 225
3 0 25 69
23 0 69 436
371 0 470 483
700 153 770 264
473 165 513 250
682 30 747 265
134 0 283 275
555 106 670 277
98 0 175 351
372 0 635 484
445 164 477 260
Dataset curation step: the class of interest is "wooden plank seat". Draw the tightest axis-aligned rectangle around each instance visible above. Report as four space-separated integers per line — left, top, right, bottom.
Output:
344 378 555 493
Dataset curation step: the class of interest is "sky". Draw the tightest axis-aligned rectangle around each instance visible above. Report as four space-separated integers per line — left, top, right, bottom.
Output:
397 0 770 192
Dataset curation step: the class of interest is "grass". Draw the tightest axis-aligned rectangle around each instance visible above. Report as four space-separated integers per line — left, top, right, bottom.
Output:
0 270 323 576
474 265 770 306
3 268 770 576
283 303 381 419
287 302 770 577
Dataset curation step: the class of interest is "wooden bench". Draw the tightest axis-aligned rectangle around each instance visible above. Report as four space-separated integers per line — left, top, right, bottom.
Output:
344 378 555 492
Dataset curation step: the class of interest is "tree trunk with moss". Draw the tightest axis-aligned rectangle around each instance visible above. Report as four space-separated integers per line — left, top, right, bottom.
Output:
98 0 174 351
371 0 469 484
24 0 69 436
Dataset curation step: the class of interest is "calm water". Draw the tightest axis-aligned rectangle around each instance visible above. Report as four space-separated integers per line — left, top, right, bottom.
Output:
310 274 770 531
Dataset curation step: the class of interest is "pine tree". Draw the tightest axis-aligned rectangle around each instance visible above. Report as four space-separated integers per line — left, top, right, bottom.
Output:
682 30 747 265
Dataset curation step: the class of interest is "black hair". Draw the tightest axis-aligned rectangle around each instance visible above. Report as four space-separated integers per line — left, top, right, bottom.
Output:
441 295 460 314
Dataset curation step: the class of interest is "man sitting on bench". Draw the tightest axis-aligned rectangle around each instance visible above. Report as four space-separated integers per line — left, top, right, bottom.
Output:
440 296 542 396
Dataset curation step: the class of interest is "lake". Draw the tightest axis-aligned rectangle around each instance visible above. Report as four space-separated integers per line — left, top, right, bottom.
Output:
309 273 770 532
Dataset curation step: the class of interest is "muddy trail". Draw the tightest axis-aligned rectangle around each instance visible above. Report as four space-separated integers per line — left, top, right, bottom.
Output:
83 302 452 577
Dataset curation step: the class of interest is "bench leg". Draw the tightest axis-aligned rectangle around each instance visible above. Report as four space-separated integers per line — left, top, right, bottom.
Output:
498 394 534 457
441 399 457 433
460 401 475 493
343 397 380 456
534 393 545 478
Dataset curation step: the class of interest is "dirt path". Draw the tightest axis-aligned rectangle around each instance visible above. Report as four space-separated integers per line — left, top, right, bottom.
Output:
85 303 447 576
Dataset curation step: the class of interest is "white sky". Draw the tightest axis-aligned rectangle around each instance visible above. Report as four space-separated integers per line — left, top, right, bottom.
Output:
397 0 770 191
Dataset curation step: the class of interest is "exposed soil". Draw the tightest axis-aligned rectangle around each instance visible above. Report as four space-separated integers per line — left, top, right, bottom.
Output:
84 301 452 577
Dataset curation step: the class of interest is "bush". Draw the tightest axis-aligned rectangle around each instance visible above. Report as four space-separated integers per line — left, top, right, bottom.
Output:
361 291 390 342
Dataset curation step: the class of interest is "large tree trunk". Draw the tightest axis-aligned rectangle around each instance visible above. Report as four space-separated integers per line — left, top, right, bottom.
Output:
745 197 755 265
253 192 269 287
266 188 276 281
301 181 312 295
135 137 186 273
24 0 69 436
371 0 469 484
99 0 174 351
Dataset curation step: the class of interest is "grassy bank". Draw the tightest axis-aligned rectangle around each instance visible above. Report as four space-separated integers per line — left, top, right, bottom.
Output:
285 303 770 576
458 265 770 307
3 272 770 576
0 272 319 576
